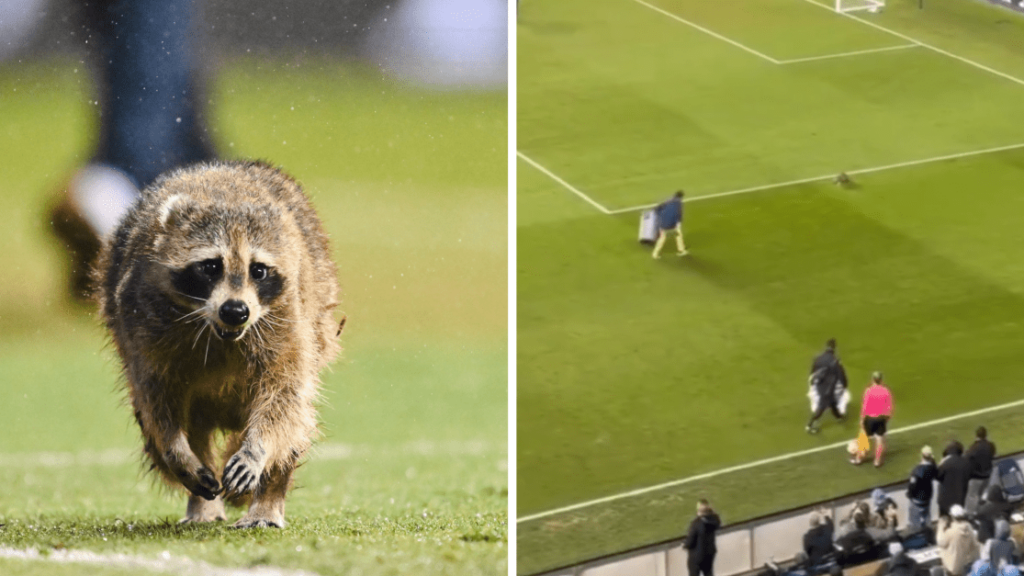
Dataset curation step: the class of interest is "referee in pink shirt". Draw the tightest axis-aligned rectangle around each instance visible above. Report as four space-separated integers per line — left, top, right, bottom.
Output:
861 371 893 468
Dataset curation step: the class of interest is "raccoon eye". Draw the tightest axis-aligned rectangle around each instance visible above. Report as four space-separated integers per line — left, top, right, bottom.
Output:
250 262 269 281
197 258 223 279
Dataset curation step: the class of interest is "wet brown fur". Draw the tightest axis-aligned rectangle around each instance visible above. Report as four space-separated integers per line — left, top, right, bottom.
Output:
94 160 341 528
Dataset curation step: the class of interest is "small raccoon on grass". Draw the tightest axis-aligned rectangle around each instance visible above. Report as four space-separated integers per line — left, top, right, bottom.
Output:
834 172 852 186
95 160 342 528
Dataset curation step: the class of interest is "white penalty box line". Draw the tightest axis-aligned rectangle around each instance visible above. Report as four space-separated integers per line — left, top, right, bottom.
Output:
518 396 1024 523
628 0 918 66
521 141 1024 216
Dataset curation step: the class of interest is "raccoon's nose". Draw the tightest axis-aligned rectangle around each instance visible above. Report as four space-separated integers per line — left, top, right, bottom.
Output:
219 300 249 326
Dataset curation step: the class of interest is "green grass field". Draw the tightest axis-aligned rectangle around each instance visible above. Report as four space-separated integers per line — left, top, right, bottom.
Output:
0 58 507 575
517 0 1024 573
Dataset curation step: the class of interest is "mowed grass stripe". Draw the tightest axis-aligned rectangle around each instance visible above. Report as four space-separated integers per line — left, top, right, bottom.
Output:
517 406 1024 575
519 166 1024 512
519 396 1024 522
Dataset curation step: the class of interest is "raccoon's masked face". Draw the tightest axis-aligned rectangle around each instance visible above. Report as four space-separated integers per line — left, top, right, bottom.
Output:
159 199 288 344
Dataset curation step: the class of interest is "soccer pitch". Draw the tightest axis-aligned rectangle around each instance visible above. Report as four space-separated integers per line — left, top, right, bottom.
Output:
518 0 1024 573
0 60 507 576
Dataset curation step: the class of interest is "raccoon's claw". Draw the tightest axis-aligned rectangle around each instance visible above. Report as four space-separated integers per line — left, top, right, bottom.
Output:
166 452 222 501
222 451 261 496
183 467 223 501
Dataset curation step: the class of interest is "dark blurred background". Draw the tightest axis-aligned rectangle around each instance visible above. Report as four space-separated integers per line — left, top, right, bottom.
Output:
2 0 508 89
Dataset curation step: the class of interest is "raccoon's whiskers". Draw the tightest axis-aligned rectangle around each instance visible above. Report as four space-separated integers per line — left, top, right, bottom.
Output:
192 322 209 350
172 290 206 304
250 321 267 348
264 313 293 326
175 308 206 324
204 330 213 366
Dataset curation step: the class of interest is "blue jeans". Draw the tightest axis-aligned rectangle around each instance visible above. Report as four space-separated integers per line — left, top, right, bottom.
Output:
908 500 930 529
86 0 215 187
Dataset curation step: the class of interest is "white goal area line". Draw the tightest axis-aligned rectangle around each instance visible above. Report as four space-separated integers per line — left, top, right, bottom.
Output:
797 0 1024 88
776 43 917 64
628 0 918 66
626 0 1024 89
518 396 1024 524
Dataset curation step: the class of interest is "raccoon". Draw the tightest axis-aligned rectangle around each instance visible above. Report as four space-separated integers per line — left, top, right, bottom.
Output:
95 160 342 528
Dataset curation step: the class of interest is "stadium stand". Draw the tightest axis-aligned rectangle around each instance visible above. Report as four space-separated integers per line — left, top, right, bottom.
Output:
533 450 1024 576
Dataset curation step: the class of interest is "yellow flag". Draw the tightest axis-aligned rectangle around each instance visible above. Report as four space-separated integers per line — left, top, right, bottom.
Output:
857 429 870 453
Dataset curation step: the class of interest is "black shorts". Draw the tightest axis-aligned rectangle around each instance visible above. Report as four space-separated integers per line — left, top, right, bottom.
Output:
864 416 888 437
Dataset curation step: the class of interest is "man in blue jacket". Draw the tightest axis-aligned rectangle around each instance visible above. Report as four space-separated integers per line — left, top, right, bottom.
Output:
652 191 687 259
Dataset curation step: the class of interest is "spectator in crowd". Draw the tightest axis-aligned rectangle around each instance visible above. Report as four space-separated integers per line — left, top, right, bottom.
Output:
938 505 981 576
835 501 871 541
907 445 939 529
804 509 835 569
870 488 899 530
966 427 996 515
974 485 1013 543
684 498 720 576
977 519 1019 569
873 542 923 576
835 510 877 565
939 441 972 517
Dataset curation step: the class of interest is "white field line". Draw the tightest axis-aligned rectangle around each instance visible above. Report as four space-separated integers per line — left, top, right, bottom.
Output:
0 440 503 468
777 43 918 64
517 150 611 214
605 141 1024 214
798 0 1024 88
0 547 320 576
518 396 1024 523
627 0 781 63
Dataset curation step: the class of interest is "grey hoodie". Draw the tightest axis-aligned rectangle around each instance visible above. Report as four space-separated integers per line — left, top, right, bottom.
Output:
982 519 1017 567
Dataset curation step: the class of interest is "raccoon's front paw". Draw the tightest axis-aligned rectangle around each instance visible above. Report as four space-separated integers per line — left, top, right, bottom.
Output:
223 450 263 496
180 466 222 501
165 450 222 501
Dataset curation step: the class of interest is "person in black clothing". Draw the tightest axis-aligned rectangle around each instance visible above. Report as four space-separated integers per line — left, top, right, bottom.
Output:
907 445 939 529
938 441 971 517
873 542 923 576
806 338 850 434
965 426 996 514
803 510 835 570
685 499 720 576
974 484 1013 543
835 513 876 565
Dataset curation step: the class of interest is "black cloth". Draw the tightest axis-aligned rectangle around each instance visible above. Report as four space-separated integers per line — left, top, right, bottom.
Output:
685 513 720 560
687 555 714 576
803 517 835 565
864 416 888 437
835 529 876 565
967 438 997 480
937 453 971 516
907 460 938 506
974 485 1012 542
810 349 847 397
872 554 923 576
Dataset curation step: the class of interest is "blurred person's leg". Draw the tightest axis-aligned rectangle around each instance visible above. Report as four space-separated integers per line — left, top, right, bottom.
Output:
51 0 215 301
90 0 215 189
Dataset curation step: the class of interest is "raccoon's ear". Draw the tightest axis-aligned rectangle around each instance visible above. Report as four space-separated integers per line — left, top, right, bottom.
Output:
157 194 188 229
